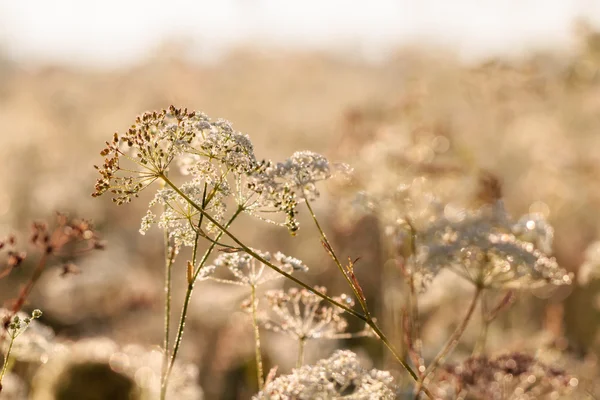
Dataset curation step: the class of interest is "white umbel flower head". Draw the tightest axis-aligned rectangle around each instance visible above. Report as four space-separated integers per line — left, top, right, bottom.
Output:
254 350 397 399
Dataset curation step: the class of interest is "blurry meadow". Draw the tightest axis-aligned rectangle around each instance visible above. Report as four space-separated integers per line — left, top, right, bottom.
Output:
2 21 600 400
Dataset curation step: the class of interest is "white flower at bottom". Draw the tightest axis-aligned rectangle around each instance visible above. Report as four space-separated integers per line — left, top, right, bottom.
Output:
254 350 396 399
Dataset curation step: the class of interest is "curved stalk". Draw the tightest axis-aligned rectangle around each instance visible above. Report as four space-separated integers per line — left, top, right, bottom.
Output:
414 286 482 398
473 294 489 356
303 198 369 316
160 236 176 391
0 335 15 384
250 284 264 390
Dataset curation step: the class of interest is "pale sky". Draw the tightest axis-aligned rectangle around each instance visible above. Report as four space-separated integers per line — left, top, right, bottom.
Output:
1 0 600 66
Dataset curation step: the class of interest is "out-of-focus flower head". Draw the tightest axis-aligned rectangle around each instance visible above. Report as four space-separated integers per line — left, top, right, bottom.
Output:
254 350 396 399
31 338 202 400
436 352 578 400
414 201 572 290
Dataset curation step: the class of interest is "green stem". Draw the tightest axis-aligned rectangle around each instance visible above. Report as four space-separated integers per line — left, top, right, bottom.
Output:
0 335 15 384
297 337 306 368
473 294 489 356
161 207 242 397
160 235 175 395
367 319 418 381
158 174 432 397
160 175 178 396
250 284 264 390
414 286 482 398
303 198 369 315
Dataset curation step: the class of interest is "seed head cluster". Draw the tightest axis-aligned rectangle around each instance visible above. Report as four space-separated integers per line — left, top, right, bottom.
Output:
94 106 342 236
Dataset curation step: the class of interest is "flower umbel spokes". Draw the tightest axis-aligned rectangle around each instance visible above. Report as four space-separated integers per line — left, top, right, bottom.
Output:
92 106 442 400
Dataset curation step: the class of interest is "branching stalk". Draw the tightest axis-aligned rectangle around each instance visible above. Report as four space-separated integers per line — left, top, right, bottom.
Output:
160 207 242 398
158 173 433 398
414 286 482 398
303 197 369 316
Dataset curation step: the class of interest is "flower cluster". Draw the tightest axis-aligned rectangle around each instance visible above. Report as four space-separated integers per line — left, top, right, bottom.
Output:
254 350 396 399
94 107 200 204
207 250 308 287
250 287 358 341
437 353 578 399
95 107 344 237
1 309 51 363
414 201 572 290
248 151 349 232
140 179 229 246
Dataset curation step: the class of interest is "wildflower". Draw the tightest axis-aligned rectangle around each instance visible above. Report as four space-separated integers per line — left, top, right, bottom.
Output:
0 308 53 364
31 338 203 400
253 151 348 201
254 350 397 399
246 161 300 233
250 287 359 341
93 106 259 205
245 151 349 233
93 107 198 203
415 201 572 290
437 353 578 400
140 178 229 247
208 250 308 286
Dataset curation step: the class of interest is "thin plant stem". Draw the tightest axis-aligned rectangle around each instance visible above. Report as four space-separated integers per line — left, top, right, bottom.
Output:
473 293 489 356
161 207 242 397
0 335 15 384
158 173 434 398
160 236 174 388
303 198 430 388
160 180 177 393
407 270 424 374
297 337 306 368
414 286 482 398
10 252 48 315
404 219 424 373
250 284 264 390
303 197 369 316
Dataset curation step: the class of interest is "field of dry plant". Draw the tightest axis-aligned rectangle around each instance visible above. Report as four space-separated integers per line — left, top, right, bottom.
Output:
1 24 600 399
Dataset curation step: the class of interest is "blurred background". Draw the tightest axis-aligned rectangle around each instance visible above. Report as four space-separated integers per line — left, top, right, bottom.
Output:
2 1 600 399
